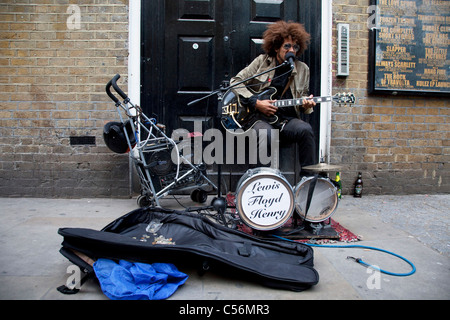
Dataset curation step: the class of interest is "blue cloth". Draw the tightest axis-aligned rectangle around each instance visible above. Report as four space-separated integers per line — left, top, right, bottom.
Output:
93 259 188 300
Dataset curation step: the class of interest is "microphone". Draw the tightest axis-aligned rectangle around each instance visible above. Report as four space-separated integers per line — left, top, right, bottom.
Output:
284 52 296 69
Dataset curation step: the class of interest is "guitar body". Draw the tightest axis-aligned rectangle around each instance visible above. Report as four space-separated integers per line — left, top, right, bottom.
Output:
221 87 279 132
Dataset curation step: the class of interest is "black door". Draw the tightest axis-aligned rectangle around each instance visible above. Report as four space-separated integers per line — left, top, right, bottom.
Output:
141 0 232 135
141 0 321 185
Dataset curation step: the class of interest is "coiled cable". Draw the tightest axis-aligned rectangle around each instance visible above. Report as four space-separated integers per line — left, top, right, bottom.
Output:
272 235 416 277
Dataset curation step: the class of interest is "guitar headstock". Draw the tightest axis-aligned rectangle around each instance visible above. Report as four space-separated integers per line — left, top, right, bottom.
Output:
332 92 355 105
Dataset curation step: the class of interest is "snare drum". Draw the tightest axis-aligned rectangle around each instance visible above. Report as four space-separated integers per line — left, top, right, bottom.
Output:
235 167 294 231
294 176 338 222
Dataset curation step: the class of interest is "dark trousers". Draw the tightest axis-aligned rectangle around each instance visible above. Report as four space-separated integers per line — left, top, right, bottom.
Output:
252 118 316 169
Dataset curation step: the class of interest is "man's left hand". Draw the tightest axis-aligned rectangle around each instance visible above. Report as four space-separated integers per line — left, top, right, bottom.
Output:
302 94 316 109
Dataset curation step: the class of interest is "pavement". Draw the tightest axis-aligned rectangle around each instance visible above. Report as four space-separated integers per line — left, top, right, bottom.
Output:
0 194 449 301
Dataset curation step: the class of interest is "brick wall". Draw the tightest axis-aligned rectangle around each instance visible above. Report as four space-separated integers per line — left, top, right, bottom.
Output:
330 0 449 195
0 0 130 197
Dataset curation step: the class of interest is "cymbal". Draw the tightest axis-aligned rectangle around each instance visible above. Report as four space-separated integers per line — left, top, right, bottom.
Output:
303 163 342 172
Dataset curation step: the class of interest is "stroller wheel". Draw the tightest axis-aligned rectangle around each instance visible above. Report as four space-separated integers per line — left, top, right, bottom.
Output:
190 188 207 203
137 195 152 208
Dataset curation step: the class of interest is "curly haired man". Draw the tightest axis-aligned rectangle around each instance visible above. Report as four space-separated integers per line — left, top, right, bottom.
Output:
230 20 317 172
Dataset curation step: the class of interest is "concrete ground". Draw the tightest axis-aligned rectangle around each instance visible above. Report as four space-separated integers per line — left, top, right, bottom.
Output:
0 194 448 300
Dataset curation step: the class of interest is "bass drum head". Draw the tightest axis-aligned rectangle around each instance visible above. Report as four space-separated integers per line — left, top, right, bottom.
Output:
294 176 338 222
235 167 294 231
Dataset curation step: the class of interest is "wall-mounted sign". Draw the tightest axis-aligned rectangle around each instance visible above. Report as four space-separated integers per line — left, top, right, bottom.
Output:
368 0 449 96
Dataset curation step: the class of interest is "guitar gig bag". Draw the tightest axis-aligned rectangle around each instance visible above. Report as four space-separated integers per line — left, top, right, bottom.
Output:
58 207 319 292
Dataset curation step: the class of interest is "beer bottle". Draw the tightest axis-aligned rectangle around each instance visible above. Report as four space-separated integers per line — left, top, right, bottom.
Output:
335 172 342 199
353 172 363 197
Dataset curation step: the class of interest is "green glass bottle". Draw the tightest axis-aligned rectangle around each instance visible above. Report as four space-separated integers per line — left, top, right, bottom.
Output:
335 172 342 199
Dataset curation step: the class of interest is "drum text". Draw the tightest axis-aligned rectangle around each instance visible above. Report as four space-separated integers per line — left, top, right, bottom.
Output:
247 193 283 208
250 208 288 220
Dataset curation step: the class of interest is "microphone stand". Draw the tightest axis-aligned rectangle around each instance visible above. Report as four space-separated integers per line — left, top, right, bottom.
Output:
187 59 293 218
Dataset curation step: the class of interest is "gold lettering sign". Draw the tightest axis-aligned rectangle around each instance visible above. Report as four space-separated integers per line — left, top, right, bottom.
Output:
369 0 449 95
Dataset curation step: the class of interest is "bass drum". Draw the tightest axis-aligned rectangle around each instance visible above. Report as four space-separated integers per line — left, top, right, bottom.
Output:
235 167 294 231
294 176 338 222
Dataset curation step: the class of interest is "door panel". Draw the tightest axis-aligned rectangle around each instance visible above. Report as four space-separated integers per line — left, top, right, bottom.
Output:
177 36 214 92
251 0 285 22
178 0 215 20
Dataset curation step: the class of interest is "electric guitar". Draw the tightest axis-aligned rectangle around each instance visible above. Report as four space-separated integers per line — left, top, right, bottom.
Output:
221 87 355 133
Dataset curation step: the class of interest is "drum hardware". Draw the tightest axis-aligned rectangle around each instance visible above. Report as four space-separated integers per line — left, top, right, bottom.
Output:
294 174 339 223
285 166 340 238
187 80 231 217
302 163 343 172
303 173 318 222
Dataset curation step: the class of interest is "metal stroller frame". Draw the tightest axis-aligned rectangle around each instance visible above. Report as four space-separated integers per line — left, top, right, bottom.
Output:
105 74 217 208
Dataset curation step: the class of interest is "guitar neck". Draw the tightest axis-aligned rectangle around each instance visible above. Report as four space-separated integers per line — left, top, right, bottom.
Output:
273 96 332 108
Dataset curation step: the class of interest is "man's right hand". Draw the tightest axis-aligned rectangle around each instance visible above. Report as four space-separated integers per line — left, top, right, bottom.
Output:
255 99 278 117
